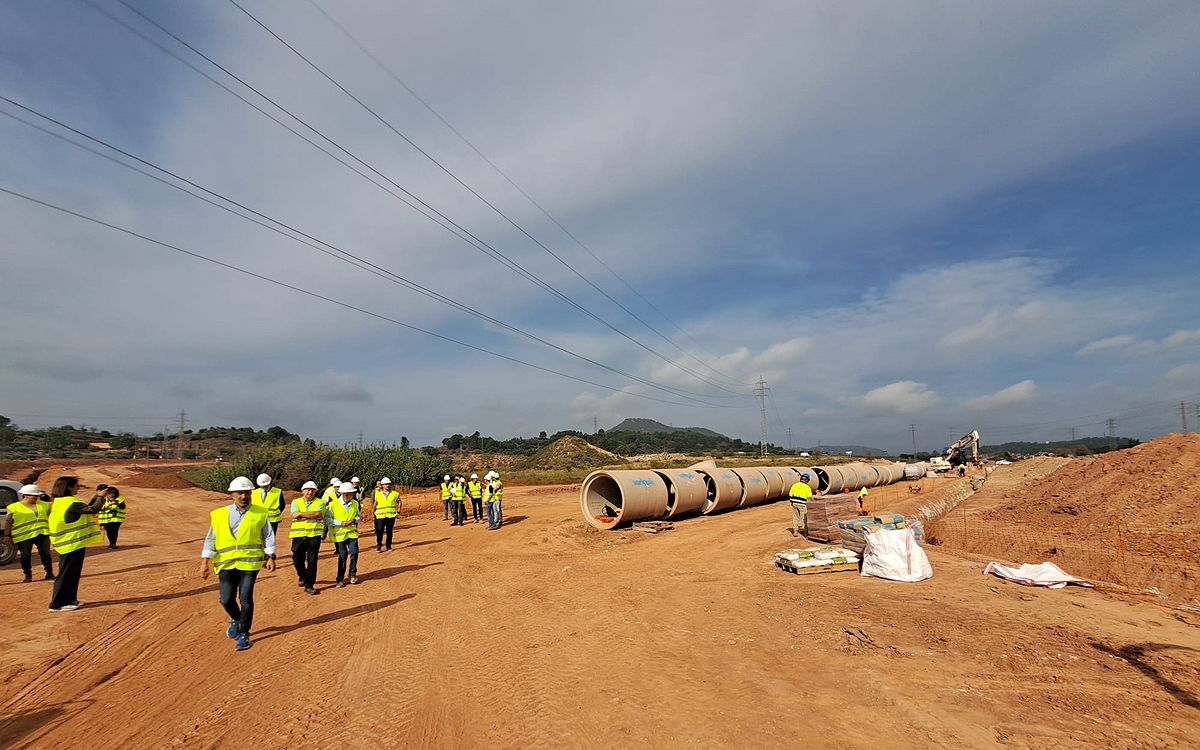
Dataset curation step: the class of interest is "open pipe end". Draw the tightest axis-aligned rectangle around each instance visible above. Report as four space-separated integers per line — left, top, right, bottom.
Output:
581 472 623 530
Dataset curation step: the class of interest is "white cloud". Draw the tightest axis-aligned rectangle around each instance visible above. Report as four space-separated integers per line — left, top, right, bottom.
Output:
1164 329 1200 348
1164 363 1200 384
1077 335 1137 356
964 380 1037 410
862 381 939 414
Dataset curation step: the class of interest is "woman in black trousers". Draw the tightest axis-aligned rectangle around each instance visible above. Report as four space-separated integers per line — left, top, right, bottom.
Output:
47 476 104 612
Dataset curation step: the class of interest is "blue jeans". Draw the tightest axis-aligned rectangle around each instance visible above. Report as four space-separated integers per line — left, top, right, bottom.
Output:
334 538 359 581
218 568 259 634
487 501 503 528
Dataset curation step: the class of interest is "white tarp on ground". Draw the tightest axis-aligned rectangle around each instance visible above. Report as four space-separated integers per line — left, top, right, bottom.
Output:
983 561 1093 589
860 527 932 582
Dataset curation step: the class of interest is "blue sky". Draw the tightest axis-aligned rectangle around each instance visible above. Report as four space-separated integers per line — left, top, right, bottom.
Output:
2 0 1199 452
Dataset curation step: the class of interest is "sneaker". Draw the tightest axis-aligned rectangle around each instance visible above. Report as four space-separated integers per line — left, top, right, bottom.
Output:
22 575 32 583
304 587 320 595
234 633 251 651
376 547 382 553
336 581 346 588
60 603 80 611
297 578 305 587
350 576 359 585
227 620 239 639
48 606 62 612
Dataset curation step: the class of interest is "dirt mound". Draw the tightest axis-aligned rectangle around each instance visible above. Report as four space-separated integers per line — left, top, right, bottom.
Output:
930 434 1200 600
122 468 197 489
512 436 625 471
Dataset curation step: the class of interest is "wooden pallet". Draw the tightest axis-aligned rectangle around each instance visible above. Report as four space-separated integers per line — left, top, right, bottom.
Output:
774 559 859 576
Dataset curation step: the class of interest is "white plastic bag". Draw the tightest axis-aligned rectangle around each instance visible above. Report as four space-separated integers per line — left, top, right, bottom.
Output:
860 527 932 582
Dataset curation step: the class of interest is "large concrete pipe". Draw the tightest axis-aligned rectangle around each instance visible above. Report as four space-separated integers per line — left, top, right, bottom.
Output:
731 468 770 507
813 465 845 494
778 467 800 492
581 470 670 530
756 467 786 498
792 467 820 493
864 465 884 487
837 464 866 493
699 468 744 514
654 469 709 519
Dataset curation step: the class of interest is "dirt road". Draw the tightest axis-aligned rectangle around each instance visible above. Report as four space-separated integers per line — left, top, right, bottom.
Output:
2 462 1198 748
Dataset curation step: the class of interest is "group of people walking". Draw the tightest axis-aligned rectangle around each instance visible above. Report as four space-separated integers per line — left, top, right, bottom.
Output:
6 468 505 653
1 476 126 611
439 472 504 529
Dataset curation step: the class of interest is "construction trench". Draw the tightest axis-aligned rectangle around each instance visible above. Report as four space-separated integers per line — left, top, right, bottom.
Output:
581 460 924 530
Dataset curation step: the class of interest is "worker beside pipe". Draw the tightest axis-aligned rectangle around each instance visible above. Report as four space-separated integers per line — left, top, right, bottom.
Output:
857 486 869 513
788 473 813 537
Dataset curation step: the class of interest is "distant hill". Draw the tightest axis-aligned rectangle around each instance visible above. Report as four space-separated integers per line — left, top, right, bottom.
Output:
608 418 726 439
983 437 1138 457
512 436 625 471
809 445 890 457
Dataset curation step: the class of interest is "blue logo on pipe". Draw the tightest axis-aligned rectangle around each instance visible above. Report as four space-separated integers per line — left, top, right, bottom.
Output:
631 479 654 486
679 473 694 478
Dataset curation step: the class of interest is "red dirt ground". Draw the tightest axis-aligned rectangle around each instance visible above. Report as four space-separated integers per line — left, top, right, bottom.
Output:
0 459 1197 748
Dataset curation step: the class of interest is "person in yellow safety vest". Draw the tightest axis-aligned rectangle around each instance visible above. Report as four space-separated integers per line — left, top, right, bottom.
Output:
252 473 284 536
373 477 400 553
326 482 361 587
290 481 324 595
2 484 54 582
467 473 483 523
440 474 453 521
483 471 504 530
200 476 277 651
788 473 814 538
450 476 469 526
96 485 127 549
47 475 104 612
856 486 869 513
320 477 341 540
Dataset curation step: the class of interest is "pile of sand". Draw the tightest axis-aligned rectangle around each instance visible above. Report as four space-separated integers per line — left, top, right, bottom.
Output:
513 436 625 471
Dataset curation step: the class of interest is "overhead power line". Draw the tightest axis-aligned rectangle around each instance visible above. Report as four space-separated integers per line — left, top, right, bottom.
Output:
0 97 732 407
94 0 745 399
228 0 749 394
0 185 730 409
300 0 750 389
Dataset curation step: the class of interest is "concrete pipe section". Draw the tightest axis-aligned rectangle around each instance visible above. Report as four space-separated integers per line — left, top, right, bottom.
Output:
813 466 844 494
732 468 770 507
778 467 801 492
654 469 709 519
581 470 670 530
699 468 745 514
755 467 786 499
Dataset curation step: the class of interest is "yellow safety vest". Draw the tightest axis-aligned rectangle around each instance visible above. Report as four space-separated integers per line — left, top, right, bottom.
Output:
48 496 102 554
857 487 869 498
321 486 339 503
467 481 482 499
289 497 326 539
328 499 360 542
208 505 269 572
788 482 813 503
97 495 127 524
484 481 503 503
453 484 466 502
439 482 452 501
373 489 399 519
7 500 50 544
252 486 284 523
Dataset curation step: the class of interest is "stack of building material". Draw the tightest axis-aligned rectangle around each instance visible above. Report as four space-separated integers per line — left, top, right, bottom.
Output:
774 546 859 575
838 516 926 556
804 494 859 542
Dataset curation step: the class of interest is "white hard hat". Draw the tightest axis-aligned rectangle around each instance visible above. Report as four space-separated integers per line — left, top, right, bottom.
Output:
228 476 255 492
470 474 478 479
380 477 392 485
339 481 357 494
330 477 341 486
19 484 42 496
301 481 318 490
443 474 450 481
256 473 272 487
351 476 361 483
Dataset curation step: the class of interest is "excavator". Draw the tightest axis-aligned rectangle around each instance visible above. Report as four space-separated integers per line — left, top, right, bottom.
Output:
945 430 981 468
927 430 981 472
